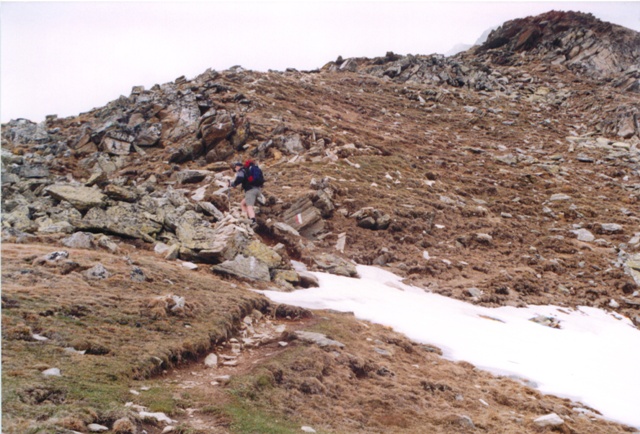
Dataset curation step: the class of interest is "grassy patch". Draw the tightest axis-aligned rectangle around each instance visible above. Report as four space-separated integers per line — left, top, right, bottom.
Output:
226 403 300 434
1 243 268 433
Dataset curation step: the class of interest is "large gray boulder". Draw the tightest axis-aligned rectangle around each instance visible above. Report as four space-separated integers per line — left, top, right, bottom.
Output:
281 196 324 238
199 110 234 148
212 255 271 282
45 184 106 212
77 203 163 241
176 213 251 263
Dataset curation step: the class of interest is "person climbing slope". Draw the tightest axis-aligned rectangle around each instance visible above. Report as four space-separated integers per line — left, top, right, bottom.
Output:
229 160 264 226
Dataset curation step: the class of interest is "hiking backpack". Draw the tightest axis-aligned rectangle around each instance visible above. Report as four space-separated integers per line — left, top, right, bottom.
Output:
246 163 264 187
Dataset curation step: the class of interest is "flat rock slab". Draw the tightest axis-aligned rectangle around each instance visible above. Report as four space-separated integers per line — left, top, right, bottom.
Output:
294 331 345 348
45 184 106 212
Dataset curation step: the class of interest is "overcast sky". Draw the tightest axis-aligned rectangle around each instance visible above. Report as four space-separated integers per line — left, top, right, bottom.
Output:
1 1 639 123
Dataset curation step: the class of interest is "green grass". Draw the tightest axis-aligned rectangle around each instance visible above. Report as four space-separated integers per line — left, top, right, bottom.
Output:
226 403 300 434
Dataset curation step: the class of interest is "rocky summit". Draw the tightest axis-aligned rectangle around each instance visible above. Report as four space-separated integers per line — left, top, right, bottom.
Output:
2 10 640 434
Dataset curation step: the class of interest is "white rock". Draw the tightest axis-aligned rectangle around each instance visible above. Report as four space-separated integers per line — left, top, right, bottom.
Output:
87 423 109 432
130 389 140 395
42 368 61 377
609 299 620 309
191 186 207 201
154 242 170 255
162 426 176 433
549 193 571 201
204 353 218 368
278 341 289 347
572 228 595 242
534 413 564 427
139 411 176 424
180 261 198 270
422 251 430 260
301 427 317 433
32 334 49 341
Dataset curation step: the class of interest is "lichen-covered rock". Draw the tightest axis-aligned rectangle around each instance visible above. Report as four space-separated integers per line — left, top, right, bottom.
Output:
313 253 358 278
243 240 283 269
45 184 106 212
212 255 271 281
77 203 163 241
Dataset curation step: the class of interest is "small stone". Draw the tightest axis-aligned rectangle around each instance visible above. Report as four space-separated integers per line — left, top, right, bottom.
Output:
301 427 317 433
204 353 218 368
84 263 110 280
180 261 198 270
457 415 475 429
42 368 61 377
600 223 623 233
467 287 482 298
88 423 109 432
549 193 571 201
534 413 564 427
609 299 620 309
130 267 146 282
572 228 595 242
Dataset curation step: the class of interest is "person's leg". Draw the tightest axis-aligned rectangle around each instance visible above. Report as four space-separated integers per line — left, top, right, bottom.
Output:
244 189 260 221
246 205 255 219
240 198 248 217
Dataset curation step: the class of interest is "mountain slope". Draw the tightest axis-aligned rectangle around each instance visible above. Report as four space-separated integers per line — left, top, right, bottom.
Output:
2 10 639 434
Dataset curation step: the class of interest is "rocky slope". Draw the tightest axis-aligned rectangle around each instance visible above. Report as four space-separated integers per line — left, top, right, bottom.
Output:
2 10 639 434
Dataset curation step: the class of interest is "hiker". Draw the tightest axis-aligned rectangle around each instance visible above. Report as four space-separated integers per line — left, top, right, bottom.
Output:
229 160 264 225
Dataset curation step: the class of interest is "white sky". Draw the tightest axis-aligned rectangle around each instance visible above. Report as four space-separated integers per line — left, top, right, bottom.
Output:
1 1 639 124
261 264 640 429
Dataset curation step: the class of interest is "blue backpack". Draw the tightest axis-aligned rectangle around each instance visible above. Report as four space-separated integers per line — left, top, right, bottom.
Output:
246 163 264 187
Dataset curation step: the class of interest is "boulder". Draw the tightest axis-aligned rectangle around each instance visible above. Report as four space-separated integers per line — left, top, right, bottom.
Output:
597 223 623 234
176 212 251 263
62 232 96 249
272 269 300 290
199 110 234 148
313 253 358 277
3 204 37 232
294 331 345 348
103 184 139 202
572 228 595 242
176 170 209 184
298 271 320 288
281 196 324 238
533 413 564 427
312 190 335 218
134 122 162 146
352 208 391 230
212 255 271 281
19 164 49 178
100 131 134 155
196 202 225 221
83 263 111 280
78 203 163 241
282 134 305 154
229 116 251 150
243 240 283 269
45 184 106 212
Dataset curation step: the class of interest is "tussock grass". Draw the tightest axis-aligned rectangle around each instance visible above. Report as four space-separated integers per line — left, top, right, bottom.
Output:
1 242 269 433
